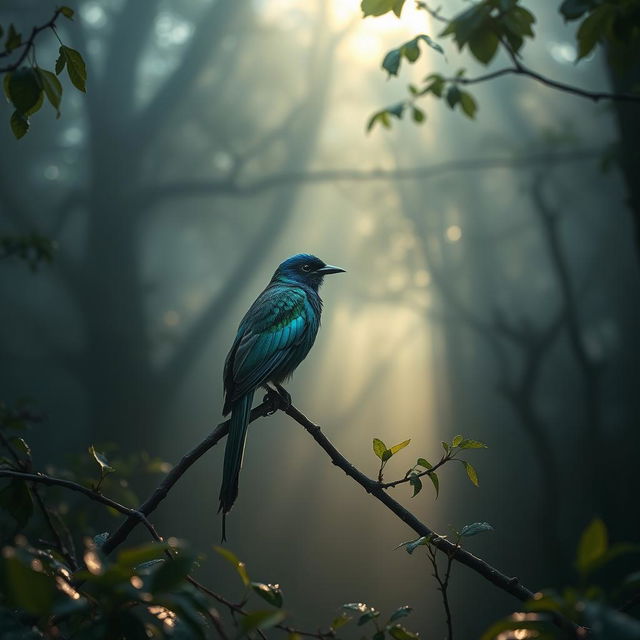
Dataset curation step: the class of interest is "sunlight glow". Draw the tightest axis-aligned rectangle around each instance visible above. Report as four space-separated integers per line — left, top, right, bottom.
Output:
84 550 102 575
446 225 462 242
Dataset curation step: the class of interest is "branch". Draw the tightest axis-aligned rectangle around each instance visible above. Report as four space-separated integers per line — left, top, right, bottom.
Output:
452 65 640 104
418 2 640 104
0 468 160 542
70 394 582 633
142 149 602 207
0 8 64 73
100 399 276 555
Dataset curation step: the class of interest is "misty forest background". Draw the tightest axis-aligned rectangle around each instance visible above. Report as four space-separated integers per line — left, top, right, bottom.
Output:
1 0 640 638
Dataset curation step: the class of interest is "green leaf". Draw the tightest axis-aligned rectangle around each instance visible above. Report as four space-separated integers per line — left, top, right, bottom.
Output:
387 624 419 640
214 546 250 587
458 439 487 449
331 613 351 630
389 606 412 622
423 73 445 97
60 6 75 19
7 69 42 115
373 438 388 459
464 461 479 486
36 68 63 115
390 439 411 455
382 449 393 462
58 45 87 92
358 609 380 625
441 440 451 454
417 458 432 469
361 0 405 18
576 517 608 576
55 51 65 76
89 445 115 475
343 602 370 613
149 554 193 593
387 102 405 118
117 542 169 568
240 610 286 636
382 34 443 76
459 91 477 119
460 522 493 537
0 479 33 529
252 582 283 608
93 531 110 548
409 474 422 497
428 471 439 497
468 28 499 64
576 6 614 60
4 24 21 52
411 107 425 123
382 48 402 76
396 536 428 554
366 109 392 132
560 0 594 21
452 435 463 447
0 552 56 616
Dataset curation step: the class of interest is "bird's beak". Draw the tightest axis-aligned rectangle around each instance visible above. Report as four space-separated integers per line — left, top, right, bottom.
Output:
316 264 346 275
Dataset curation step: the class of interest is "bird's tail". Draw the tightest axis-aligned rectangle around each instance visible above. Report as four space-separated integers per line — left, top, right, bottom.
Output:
218 391 254 541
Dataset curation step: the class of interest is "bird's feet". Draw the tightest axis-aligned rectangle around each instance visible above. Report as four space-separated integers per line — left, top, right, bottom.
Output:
262 384 292 414
274 383 292 411
262 385 281 415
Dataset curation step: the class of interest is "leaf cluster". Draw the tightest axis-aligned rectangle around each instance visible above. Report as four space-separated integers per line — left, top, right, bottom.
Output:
1 8 86 139
337 602 419 640
482 518 640 639
0 233 56 271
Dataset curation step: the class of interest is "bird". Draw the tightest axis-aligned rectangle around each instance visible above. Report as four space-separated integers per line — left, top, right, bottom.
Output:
218 253 345 540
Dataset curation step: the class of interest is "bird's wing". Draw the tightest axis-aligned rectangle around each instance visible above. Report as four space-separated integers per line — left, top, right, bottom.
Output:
225 286 310 402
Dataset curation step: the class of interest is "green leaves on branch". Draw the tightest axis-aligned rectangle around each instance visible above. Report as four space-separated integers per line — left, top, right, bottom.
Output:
576 517 639 578
440 0 536 64
373 437 410 481
89 445 115 491
382 35 443 77
338 602 419 640
460 521 493 537
55 45 86 92
0 233 56 270
561 0 640 67
367 74 479 132
2 10 86 139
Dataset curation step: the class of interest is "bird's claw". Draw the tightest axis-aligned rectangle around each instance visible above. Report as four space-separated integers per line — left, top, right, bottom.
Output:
263 387 280 415
274 384 292 411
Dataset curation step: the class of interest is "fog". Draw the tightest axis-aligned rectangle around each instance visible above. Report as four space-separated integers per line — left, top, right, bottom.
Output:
1 1 639 637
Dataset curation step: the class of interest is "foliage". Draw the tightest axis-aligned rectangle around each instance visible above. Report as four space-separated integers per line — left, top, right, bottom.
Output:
372 433 486 496
1 7 86 139
362 0 640 131
0 233 55 270
482 519 640 639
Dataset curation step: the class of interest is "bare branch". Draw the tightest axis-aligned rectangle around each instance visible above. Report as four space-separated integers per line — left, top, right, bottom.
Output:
142 149 602 207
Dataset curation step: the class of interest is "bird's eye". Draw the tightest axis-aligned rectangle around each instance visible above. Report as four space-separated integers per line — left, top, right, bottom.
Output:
301 264 312 273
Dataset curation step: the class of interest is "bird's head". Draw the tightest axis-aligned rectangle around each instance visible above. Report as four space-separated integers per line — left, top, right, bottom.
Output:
271 253 345 289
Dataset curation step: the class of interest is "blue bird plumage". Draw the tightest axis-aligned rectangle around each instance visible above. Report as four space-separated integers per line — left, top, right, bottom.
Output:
219 253 345 539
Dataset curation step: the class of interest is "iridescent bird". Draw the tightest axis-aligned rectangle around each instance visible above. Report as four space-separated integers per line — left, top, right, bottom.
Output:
219 253 345 539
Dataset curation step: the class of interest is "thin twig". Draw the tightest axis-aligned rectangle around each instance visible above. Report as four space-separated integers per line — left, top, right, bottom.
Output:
417 2 640 104
427 542 456 640
0 468 159 540
0 8 64 73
